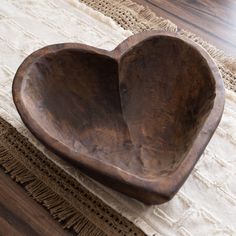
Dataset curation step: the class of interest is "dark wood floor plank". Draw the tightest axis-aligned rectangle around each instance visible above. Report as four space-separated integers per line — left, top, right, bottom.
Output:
0 202 40 236
0 169 71 236
133 0 236 56
0 217 24 236
150 0 236 45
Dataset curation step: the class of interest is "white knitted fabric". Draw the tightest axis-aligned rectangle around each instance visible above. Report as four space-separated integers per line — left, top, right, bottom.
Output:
0 0 236 235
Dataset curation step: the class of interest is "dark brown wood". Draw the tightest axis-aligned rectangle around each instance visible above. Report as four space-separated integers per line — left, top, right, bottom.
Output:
12 31 224 205
133 0 236 56
0 169 72 236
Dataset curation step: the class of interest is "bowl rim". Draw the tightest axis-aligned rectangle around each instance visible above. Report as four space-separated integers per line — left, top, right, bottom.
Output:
12 31 225 204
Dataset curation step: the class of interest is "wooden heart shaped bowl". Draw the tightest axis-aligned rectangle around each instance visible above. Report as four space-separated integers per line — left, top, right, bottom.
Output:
13 31 224 204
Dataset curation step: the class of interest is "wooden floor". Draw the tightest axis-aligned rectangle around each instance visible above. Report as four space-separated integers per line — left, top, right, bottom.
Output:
0 169 72 236
1 1 236 235
134 0 236 56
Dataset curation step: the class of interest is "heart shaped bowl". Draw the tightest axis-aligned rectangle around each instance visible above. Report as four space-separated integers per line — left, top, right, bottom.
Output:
13 31 224 204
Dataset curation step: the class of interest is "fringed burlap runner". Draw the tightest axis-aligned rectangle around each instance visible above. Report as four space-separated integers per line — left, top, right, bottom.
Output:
1 0 236 235
0 116 145 236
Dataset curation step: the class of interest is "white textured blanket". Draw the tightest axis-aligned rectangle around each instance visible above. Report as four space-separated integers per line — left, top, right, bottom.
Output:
0 0 236 235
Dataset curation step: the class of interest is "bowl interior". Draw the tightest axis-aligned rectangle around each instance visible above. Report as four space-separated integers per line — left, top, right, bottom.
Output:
118 37 216 177
19 37 216 179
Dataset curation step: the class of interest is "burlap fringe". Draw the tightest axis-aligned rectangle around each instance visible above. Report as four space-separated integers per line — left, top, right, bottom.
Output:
80 0 177 33
81 0 236 91
0 145 105 236
0 116 145 236
179 29 236 76
114 0 177 32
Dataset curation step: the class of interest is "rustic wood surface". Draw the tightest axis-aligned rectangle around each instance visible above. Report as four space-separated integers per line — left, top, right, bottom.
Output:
12 31 224 204
1 0 234 233
0 168 72 236
133 0 236 56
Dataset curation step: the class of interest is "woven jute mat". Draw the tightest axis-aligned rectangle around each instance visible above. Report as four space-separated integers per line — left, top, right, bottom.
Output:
0 0 236 235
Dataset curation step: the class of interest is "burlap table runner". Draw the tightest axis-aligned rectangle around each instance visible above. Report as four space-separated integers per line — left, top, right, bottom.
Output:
0 0 236 235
